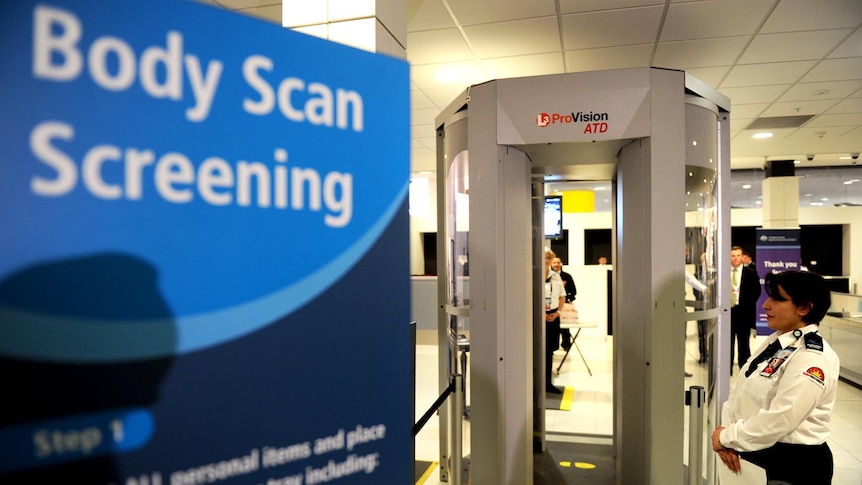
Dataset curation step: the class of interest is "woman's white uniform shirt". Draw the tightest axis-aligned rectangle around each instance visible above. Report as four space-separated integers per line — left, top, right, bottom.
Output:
719 324 840 451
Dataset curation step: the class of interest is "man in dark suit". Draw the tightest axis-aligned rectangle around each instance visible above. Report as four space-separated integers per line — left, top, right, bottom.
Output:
730 246 761 370
551 257 577 350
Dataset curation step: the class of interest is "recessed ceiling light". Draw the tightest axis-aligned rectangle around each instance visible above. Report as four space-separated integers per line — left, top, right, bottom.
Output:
742 184 752 189
752 132 773 139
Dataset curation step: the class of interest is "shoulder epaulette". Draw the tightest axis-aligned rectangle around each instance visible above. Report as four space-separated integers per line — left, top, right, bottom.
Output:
804 332 824 352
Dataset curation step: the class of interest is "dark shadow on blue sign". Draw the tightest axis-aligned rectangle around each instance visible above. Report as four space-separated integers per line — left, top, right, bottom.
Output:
0 252 177 483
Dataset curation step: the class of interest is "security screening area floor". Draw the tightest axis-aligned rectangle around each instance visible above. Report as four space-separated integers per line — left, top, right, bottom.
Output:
414 321 862 484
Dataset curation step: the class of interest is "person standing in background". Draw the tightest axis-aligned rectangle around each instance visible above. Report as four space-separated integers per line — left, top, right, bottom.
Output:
731 246 762 370
742 251 755 269
551 257 577 350
544 249 566 394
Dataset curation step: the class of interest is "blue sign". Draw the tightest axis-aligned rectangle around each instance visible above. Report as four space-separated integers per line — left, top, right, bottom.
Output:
755 229 801 333
0 1 411 483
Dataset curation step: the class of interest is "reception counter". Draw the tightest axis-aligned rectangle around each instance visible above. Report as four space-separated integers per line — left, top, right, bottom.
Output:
821 292 862 387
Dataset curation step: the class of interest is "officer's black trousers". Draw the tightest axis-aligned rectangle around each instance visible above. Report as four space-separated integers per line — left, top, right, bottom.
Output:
741 441 832 485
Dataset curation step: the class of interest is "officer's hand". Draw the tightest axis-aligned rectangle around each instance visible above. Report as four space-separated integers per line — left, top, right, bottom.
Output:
717 448 741 474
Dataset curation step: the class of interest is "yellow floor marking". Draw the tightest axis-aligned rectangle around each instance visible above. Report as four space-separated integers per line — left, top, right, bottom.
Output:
560 386 574 410
560 461 572 467
415 461 438 485
574 462 597 469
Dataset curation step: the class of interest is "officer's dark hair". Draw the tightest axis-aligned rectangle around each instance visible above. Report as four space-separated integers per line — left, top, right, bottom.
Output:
764 271 831 324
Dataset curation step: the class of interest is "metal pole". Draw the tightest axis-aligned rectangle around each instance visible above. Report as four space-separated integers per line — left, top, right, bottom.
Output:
687 385 705 485
451 373 464 485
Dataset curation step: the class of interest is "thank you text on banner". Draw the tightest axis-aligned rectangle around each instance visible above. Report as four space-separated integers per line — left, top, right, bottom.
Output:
755 229 802 333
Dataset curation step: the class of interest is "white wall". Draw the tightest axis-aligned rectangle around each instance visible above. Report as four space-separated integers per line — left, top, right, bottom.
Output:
552 212 613 325
409 175 437 275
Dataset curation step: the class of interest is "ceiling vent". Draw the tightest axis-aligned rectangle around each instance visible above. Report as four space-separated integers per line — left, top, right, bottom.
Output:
746 115 814 130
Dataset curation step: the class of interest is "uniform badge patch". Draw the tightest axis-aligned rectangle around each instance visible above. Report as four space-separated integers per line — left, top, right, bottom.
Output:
802 367 826 387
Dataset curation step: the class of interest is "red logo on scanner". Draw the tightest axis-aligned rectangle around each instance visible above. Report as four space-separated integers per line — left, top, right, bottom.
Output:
536 111 609 134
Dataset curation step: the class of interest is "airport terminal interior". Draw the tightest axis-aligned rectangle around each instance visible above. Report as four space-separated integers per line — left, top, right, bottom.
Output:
413 325 862 484
203 1 862 484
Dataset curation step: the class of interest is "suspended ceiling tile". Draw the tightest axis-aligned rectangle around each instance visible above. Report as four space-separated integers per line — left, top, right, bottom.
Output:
804 113 862 128
410 89 437 110
482 52 565 79
826 97 862 115
661 0 772 41
840 125 862 142
411 123 436 139
237 6 282 23
719 85 790 105
739 30 852 64
732 127 804 152
410 60 486 91
446 0 557 26
465 17 561 58
414 135 438 149
683 66 731 90
722 60 817 88
420 85 472 109
794 126 861 145
412 107 443 126
559 0 664 14
730 103 770 120
565 44 652 72
561 6 663 50
828 30 862 59
654 37 749 70
761 0 862 33
760 99 842 117
802 58 862 83
780 80 862 101
729 117 755 134
406 29 473 64
408 0 455 32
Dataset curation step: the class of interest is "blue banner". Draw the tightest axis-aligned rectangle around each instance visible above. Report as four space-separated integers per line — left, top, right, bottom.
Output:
0 1 411 483
755 228 801 333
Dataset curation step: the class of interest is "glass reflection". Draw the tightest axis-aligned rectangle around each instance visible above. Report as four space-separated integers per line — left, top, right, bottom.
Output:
445 150 470 314
686 165 718 311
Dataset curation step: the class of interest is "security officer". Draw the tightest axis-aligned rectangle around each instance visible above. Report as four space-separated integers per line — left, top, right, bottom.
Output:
711 271 840 484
